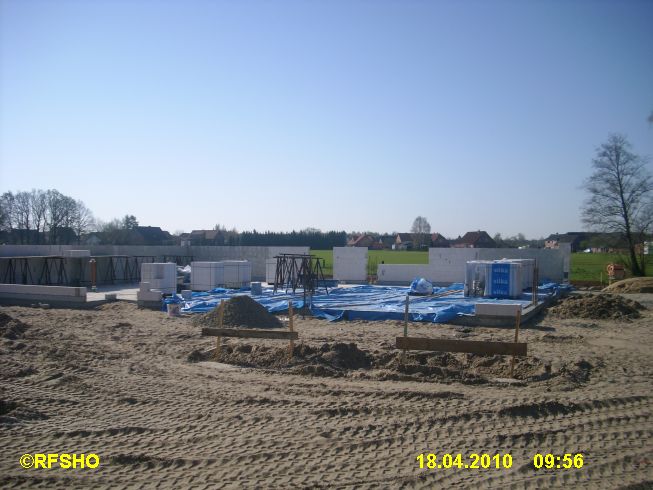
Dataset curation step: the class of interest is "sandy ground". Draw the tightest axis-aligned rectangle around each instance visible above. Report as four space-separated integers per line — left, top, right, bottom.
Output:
1 295 652 489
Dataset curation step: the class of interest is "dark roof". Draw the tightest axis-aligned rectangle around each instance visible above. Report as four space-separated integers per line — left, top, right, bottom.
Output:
378 235 396 246
396 233 413 242
545 232 588 243
455 230 495 246
134 226 170 242
351 234 374 246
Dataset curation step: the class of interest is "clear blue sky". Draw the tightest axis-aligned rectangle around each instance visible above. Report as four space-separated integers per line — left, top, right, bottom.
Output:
1 0 652 238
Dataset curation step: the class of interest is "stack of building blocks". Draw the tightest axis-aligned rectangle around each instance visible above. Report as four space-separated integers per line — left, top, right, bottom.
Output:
191 261 251 291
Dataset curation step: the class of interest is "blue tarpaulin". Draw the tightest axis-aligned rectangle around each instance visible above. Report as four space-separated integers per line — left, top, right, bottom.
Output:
164 282 572 324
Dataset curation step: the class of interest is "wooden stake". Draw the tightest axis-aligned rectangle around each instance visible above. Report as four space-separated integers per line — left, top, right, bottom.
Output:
215 300 225 360
509 308 522 377
402 295 409 363
288 300 295 361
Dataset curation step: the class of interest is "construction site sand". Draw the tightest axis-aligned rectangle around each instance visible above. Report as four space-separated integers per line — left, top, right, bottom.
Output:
193 295 283 329
603 277 653 294
547 293 645 320
1 298 652 488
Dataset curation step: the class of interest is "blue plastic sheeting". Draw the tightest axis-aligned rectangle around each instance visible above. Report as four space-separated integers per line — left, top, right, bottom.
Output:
169 287 304 314
167 282 571 323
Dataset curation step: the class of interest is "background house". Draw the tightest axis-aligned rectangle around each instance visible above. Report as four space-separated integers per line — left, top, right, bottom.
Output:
347 234 376 248
430 233 450 248
451 231 496 248
544 232 587 252
394 233 413 250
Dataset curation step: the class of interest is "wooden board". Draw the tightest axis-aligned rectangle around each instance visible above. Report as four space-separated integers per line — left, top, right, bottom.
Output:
396 337 527 356
202 327 298 340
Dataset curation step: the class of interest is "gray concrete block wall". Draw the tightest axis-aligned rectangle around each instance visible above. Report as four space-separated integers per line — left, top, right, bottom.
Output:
428 249 479 284
430 248 569 284
0 245 309 284
376 264 433 284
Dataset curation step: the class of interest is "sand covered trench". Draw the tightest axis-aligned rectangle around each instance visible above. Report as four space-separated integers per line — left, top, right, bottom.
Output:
1 293 652 489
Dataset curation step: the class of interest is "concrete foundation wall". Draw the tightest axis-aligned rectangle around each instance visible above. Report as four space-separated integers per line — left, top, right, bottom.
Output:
333 247 367 282
378 247 571 285
428 247 569 284
428 249 480 283
0 245 309 284
377 264 433 284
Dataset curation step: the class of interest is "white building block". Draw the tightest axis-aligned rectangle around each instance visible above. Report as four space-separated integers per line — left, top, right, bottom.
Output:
333 247 368 282
266 259 277 283
475 303 522 317
137 290 162 302
191 261 251 290
141 263 176 293
0 284 87 303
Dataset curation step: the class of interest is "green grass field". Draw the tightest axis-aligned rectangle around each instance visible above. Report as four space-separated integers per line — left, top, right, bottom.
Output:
569 252 652 283
312 250 428 277
312 249 652 283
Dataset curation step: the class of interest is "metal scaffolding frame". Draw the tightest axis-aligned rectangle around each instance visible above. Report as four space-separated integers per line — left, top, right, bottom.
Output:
273 254 329 302
0 256 68 285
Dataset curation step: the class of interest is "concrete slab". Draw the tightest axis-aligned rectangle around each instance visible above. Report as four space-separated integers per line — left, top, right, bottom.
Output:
0 283 88 307
86 284 139 302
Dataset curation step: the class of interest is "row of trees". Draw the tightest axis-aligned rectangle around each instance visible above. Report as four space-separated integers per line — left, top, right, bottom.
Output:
0 189 94 244
238 229 347 248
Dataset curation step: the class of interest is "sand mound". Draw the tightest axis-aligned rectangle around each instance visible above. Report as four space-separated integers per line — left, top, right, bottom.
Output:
192 343 558 382
0 311 28 340
377 351 548 383
547 293 644 320
190 342 373 376
603 277 653 294
193 295 283 329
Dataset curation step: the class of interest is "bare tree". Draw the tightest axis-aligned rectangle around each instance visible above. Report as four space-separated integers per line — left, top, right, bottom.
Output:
582 134 653 276
71 200 95 243
13 191 33 244
30 189 48 244
0 192 15 234
46 190 77 244
411 216 431 250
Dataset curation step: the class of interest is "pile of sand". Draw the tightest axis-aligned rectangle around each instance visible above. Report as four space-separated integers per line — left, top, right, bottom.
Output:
0 311 28 340
547 293 644 320
189 342 373 377
603 277 653 294
376 351 549 383
189 342 559 382
193 295 283 329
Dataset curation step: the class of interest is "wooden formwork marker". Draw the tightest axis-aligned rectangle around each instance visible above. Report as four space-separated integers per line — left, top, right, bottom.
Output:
214 300 225 360
288 300 295 361
402 295 409 363
509 308 522 378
